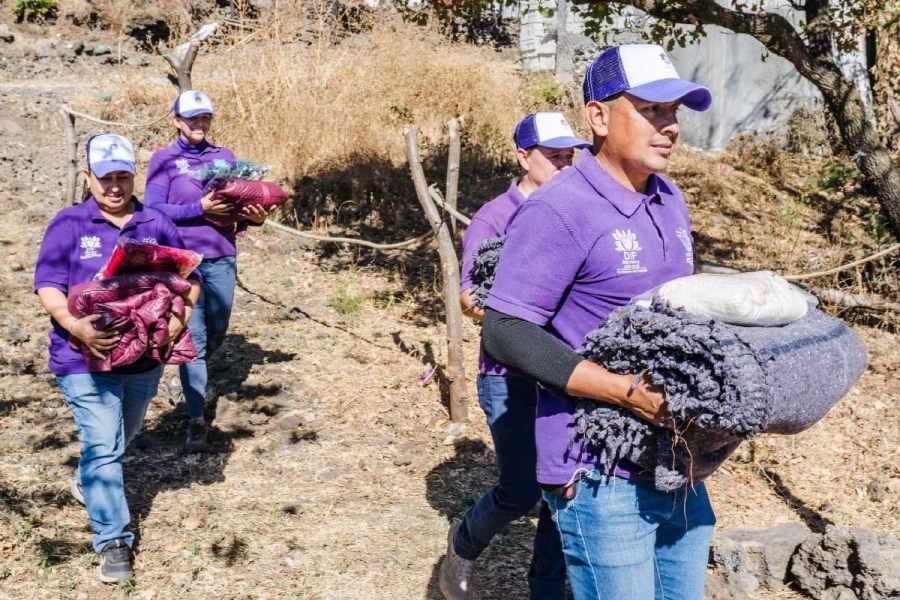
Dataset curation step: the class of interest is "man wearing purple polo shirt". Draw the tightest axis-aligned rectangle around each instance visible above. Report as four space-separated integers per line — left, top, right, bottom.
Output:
441 113 590 600
482 45 715 599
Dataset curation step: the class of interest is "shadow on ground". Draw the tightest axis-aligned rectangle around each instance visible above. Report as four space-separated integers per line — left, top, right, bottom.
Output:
284 152 515 328
123 332 295 548
423 437 543 600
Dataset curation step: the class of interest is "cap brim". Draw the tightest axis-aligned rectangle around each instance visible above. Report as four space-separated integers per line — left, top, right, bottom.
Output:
178 108 214 118
91 160 135 178
628 79 712 112
537 136 593 150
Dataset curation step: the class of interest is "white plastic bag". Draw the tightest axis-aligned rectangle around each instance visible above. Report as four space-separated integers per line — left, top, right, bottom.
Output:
636 271 818 327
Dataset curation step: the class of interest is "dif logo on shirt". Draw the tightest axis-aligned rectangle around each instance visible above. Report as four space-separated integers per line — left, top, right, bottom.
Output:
613 229 647 274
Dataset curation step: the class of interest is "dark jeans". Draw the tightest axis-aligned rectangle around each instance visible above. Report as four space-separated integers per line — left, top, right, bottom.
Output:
454 374 567 599
180 256 236 418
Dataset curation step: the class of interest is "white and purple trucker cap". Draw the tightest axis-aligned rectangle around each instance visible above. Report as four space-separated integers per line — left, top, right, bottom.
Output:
86 133 135 177
174 90 215 118
583 44 712 111
513 112 592 150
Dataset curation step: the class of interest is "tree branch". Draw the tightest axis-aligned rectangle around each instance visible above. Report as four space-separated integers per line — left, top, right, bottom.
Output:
158 39 200 91
584 0 832 89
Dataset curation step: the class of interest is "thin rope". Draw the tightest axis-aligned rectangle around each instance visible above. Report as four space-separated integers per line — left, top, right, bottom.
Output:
264 219 433 249
60 105 172 128
784 243 900 281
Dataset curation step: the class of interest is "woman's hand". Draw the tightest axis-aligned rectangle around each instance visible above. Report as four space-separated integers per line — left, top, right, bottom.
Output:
69 315 120 359
201 191 233 216
153 312 187 349
241 203 270 224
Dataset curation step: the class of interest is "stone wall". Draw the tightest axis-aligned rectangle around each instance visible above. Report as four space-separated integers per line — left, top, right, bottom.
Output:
519 0 872 149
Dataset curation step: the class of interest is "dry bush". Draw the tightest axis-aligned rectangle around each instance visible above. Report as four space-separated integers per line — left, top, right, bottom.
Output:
104 5 526 231
207 8 522 180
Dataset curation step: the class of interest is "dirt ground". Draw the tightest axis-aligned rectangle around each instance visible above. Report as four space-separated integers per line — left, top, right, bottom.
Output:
0 26 898 600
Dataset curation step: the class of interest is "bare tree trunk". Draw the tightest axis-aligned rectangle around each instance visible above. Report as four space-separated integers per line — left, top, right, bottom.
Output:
405 125 468 423
158 39 200 91
592 0 900 236
59 108 77 206
445 118 461 235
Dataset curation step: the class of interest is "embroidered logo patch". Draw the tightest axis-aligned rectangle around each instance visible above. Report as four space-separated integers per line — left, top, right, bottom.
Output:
613 229 647 274
175 158 201 178
676 227 693 266
79 236 101 259
142 237 158 245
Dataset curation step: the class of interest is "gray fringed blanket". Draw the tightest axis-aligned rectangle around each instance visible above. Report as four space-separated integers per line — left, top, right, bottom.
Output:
470 236 505 308
576 300 868 491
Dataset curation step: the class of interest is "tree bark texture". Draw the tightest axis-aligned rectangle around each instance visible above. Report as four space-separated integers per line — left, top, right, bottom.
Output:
405 125 468 422
586 0 900 235
59 108 78 206
445 118 461 235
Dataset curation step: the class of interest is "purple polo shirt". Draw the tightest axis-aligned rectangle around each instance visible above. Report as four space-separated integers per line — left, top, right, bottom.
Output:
460 182 527 376
34 198 198 376
486 151 695 485
144 138 238 259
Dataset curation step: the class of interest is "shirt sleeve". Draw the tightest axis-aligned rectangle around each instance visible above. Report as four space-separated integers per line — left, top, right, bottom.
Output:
459 215 501 292
486 201 586 326
144 152 205 222
33 214 72 293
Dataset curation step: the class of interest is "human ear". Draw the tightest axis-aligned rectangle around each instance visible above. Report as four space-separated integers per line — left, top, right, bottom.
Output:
515 147 530 172
585 101 610 138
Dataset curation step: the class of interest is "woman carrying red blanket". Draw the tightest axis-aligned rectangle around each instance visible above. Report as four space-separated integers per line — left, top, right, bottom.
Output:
34 133 201 584
145 90 271 452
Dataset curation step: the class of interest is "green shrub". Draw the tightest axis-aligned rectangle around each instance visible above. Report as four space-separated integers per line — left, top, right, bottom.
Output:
11 0 58 22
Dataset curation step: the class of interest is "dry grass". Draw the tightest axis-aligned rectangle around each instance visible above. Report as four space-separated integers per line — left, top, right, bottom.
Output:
106 6 522 177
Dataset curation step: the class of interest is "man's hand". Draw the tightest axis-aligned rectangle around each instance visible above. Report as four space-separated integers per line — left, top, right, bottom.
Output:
623 373 670 426
69 315 119 359
566 361 671 426
241 204 270 224
201 191 233 216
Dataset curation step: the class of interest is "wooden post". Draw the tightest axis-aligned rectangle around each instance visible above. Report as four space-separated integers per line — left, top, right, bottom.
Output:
158 39 200 91
405 125 468 423
445 118 461 235
59 107 78 206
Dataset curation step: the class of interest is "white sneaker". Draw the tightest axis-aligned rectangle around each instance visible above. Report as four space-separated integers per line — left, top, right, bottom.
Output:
70 476 84 505
166 374 185 407
439 521 474 600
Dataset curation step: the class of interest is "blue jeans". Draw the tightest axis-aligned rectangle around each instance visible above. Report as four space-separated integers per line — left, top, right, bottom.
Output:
180 256 236 419
543 470 716 600
454 374 566 599
57 364 163 553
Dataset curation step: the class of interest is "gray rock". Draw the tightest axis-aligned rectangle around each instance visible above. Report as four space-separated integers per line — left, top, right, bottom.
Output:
705 570 751 600
61 50 76 62
0 23 13 43
92 44 111 56
34 43 53 58
3 324 29 343
791 526 900 600
710 525 810 592
64 39 84 54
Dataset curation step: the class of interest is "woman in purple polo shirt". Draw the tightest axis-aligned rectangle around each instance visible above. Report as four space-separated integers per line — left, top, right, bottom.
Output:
34 133 201 583
145 90 269 452
441 113 590 600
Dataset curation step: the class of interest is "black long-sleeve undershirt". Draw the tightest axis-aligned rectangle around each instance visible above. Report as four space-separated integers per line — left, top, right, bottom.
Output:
481 307 584 393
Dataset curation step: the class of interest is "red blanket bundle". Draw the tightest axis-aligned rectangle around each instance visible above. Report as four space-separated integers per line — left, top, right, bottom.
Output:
67 271 197 372
204 179 289 229
99 238 202 279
